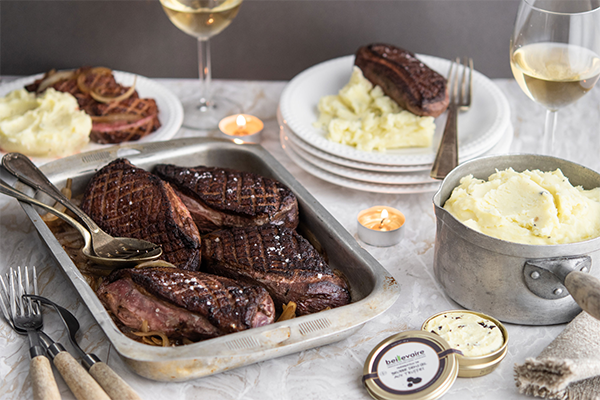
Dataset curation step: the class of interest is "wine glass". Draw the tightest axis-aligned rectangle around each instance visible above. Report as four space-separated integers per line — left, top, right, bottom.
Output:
160 0 243 130
510 0 600 156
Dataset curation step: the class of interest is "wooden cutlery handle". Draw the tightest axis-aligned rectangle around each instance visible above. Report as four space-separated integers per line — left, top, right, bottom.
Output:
565 271 600 321
30 355 62 400
89 362 142 400
53 351 111 400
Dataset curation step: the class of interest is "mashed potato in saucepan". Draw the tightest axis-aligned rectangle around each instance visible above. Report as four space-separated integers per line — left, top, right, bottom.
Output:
0 88 91 158
444 168 600 245
314 67 435 152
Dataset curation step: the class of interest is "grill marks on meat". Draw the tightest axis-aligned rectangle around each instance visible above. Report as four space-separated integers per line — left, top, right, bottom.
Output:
201 225 351 315
355 44 449 117
25 68 160 144
97 267 275 341
154 164 299 233
80 159 201 270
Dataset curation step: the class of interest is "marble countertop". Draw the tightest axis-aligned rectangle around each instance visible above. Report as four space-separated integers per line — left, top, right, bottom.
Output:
0 77 599 400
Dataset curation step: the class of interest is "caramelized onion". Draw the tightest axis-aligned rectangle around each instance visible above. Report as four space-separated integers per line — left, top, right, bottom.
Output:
132 331 170 347
134 260 175 269
77 67 113 94
90 76 136 104
91 114 143 123
277 301 297 322
42 179 73 222
37 70 75 93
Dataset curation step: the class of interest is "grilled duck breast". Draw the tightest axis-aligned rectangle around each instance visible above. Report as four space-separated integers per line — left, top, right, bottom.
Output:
153 164 299 233
201 225 351 315
80 159 201 270
355 44 449 117
97 267 275 341
26 67 160 144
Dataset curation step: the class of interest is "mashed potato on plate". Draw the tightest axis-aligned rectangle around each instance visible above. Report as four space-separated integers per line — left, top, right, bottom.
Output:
444 168 600 245
313 67 435 152
0 88 91 158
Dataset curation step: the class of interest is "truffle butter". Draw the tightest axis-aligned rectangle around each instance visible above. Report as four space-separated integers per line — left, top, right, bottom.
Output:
443 168 600 245
424 312 504 357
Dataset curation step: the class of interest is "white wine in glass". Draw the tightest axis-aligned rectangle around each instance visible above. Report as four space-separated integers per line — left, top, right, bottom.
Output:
510 0 600 156
161 0 244 130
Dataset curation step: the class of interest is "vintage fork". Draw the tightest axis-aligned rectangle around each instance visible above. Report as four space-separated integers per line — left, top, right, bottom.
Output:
430 57 473 180
0 267 61 400
1 267 111 400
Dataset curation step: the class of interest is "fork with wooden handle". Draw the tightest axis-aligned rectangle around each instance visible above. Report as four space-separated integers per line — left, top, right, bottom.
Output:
28 294 142 400
0 269 60 400
6 267 111 400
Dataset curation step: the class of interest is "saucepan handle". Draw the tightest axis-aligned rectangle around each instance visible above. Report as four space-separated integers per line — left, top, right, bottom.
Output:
564 271 600 321
524 255 600 321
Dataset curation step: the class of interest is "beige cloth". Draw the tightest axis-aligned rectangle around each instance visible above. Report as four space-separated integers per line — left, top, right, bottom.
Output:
514 312 600 400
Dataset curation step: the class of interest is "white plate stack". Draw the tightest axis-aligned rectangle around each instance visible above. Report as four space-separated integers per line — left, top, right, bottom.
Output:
278 55 513 194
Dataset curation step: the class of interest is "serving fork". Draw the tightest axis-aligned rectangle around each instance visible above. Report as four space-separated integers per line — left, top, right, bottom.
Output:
430 57 473 180
0 267 111 400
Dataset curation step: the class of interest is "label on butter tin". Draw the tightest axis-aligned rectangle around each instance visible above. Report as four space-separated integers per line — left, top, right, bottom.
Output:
363 331 461 400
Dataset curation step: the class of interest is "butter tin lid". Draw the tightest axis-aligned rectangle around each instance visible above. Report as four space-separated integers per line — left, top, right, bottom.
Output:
362 330 462 400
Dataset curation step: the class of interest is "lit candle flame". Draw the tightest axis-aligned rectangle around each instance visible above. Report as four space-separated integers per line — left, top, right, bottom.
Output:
380 209 389 226
236 114 247 128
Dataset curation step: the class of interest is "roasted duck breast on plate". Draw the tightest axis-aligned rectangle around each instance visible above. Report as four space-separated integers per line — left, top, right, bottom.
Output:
201 225 351 315
355 43 449 117
97 267 275 341
80 158 201 270
153 164 299 233
26 67 161 144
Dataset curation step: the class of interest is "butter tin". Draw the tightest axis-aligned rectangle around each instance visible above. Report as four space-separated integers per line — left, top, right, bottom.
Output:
421 310 509 378
362 330 461 400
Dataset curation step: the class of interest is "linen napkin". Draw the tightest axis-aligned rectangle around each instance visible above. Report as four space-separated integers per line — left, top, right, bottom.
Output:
514 312 600 400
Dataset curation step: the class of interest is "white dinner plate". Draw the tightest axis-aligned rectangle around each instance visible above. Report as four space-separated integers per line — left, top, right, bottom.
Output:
0 71 183 165
282 130 437 185
277 107 431 173
280 123 514 193
280 129 442 194
279 54 511 166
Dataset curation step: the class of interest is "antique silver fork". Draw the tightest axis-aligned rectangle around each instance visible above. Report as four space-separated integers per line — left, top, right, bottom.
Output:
1 267 111 400
0 267 61 400
430 57 473 180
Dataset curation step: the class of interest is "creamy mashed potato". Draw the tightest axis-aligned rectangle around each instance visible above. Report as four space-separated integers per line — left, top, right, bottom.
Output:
444 168 600 245
0 88 91 158
424 312 504 357
314 67 435 152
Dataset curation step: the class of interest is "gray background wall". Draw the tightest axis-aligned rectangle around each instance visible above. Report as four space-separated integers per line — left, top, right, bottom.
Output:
1 0 520 80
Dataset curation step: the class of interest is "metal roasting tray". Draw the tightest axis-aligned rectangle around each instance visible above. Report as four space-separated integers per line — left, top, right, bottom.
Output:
15 138 400 381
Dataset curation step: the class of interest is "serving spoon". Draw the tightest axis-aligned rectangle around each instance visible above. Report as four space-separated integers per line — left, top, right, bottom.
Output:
2 152 162 265
0 177 161 269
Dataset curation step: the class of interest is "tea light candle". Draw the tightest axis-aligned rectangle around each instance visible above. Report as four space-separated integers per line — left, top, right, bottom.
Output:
218 114 264 144
357 206 405 247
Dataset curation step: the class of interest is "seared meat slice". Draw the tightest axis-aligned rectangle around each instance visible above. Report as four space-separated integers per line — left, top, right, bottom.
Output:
201 225 351 315
80 159 201 270
355 44 449 117
25 67 160 144
97 267 275 341
153 164 299 233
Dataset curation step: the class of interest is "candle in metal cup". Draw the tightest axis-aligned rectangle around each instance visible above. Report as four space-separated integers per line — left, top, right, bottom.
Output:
357 206 405 247
218 114 264 143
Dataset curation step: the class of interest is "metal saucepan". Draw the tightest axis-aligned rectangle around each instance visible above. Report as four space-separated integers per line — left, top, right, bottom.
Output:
433 154 600 325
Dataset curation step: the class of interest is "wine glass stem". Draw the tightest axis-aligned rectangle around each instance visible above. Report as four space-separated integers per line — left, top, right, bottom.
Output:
543 109 558 156
197 38 212 110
